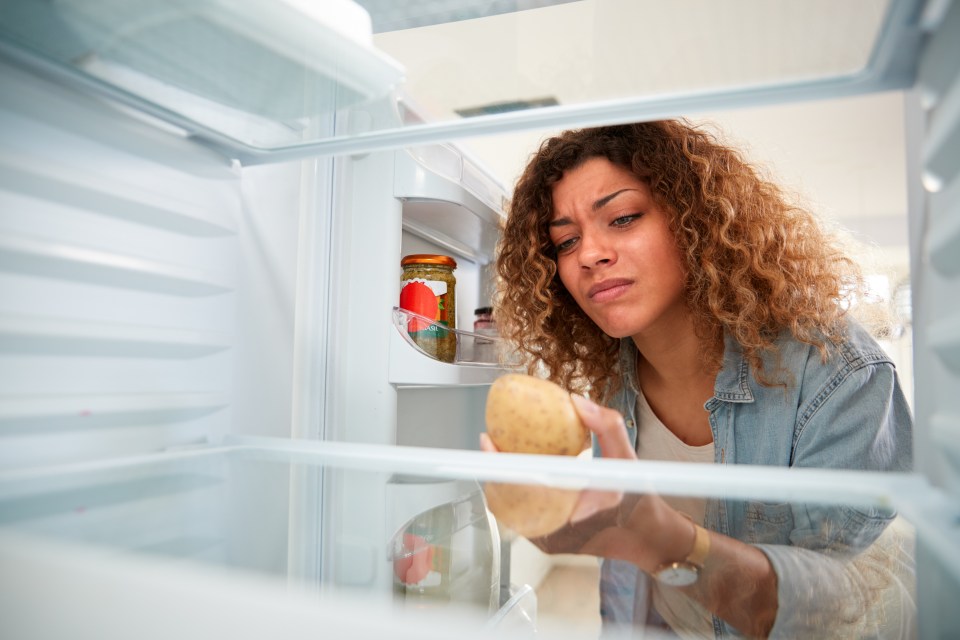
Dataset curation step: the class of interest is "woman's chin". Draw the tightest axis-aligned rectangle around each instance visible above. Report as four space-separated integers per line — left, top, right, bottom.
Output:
590 315 642 340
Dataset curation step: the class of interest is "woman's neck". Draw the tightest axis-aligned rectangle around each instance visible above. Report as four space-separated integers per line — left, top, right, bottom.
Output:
631 313 712 386
631 314 717 446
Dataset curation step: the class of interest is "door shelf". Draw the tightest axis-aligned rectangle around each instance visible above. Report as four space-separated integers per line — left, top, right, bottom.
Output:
395 146 506 265
389 307 515 387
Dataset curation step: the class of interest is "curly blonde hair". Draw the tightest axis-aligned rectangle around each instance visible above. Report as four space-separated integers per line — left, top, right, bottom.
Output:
494 120 862 399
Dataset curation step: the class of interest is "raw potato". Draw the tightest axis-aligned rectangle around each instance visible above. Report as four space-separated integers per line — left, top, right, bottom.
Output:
485 374 590 456
483 374 590 537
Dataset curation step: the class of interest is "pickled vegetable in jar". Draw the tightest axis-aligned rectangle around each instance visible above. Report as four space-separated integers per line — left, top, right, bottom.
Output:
399 254 457 363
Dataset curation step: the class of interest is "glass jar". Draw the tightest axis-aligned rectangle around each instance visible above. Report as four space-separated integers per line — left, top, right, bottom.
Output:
400 254 457 363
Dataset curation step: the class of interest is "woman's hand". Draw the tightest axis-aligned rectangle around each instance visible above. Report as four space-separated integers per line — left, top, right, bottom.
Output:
482 395 778 636
480 394 696 573
566 394 635 522
565 396 696 572
479 394 637 531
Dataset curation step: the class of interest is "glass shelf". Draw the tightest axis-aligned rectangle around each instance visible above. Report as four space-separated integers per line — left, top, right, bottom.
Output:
0 0 926 163
1 438 946 640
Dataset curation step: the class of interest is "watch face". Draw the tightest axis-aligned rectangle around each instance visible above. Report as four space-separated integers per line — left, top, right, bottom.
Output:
655 562 699 587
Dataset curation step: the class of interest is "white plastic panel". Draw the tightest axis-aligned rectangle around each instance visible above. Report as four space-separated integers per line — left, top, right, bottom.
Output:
0 0 404 151
389 326 504 387
925 173 960 275
912 0 960 496
0 59 240 473
906 1 960 636
396 146 506 266
0 393 228 431
0 149 236 237
0 56 318 476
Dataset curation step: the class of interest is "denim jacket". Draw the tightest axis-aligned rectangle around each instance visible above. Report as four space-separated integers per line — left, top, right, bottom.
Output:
596 320 914 638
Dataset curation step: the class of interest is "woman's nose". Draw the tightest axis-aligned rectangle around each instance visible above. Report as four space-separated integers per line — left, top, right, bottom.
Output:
579 231 615 268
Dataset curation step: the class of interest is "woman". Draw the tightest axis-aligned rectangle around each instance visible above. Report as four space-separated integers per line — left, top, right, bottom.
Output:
483 121 914 638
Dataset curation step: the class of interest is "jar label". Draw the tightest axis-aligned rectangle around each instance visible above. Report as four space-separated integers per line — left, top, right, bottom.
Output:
400 278 450 333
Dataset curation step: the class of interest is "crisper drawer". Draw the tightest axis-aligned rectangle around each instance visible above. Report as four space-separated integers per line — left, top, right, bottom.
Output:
0 438 938 639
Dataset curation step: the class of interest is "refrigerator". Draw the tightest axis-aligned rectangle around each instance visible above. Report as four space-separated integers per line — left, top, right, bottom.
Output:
0 0 957 637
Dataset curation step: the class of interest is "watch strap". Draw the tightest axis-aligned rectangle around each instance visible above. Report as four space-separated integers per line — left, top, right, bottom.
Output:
653 514 710 585
685 518 710 568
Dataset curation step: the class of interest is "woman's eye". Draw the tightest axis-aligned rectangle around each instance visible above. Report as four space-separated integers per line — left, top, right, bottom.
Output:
611 214 641 227
555 237 578 253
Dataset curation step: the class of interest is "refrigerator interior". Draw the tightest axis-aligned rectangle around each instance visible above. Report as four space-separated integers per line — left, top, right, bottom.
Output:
1 0 959 637
0 0 514 624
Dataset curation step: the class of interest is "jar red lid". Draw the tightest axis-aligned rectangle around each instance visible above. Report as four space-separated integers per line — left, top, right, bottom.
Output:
401 254 457 268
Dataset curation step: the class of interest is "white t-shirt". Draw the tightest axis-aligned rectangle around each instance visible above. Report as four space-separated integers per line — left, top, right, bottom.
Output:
634 390 716 638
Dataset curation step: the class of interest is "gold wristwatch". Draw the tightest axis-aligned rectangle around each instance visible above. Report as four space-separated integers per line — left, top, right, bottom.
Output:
653 516 710 587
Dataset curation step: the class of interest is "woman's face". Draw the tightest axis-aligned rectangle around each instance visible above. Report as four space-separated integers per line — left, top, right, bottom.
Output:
548 157 689 342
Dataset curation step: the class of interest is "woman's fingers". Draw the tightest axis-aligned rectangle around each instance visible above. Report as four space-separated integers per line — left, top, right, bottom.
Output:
571 394 636 460
482 394 636 532
580 526 648 564
479 432 499 452
569 488 622 523
482 394 632 459
567 395 633 523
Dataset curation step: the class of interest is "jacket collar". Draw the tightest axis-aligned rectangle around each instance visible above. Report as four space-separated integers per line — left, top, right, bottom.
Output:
712 333 754 403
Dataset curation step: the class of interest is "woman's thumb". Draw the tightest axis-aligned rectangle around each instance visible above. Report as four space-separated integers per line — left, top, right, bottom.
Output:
571 394 635 460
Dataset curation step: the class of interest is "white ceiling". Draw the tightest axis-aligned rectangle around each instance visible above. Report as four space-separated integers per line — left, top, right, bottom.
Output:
372 0 909 273
374 0 889 115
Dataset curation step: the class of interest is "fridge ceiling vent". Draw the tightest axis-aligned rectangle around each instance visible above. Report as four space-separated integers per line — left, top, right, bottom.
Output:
455 96 559 118
356 0 581 32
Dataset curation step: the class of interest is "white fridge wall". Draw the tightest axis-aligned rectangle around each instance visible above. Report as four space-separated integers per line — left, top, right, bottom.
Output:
0 59 313 463
0 60 233 469
0 57 323 577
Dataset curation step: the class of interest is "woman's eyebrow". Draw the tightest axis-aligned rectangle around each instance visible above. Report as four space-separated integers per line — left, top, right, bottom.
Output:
593 188 635 211
549 188 639 228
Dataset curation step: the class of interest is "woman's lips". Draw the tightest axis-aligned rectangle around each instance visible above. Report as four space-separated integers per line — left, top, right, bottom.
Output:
587 278 633 302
